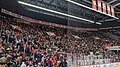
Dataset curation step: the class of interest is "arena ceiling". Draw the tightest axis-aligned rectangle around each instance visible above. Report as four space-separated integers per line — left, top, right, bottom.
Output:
0 0 120 28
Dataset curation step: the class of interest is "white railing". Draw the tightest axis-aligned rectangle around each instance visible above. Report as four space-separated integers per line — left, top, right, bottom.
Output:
67 53 120 67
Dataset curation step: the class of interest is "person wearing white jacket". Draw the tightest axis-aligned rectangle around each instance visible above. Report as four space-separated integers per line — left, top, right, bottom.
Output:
21 62 26 67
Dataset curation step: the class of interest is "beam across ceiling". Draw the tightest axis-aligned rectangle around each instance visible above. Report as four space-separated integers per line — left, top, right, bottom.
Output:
99 19 116 22
18 1 101 25
113 3 120 7
115 12 120 13
84 0 92 4
108 0 117 4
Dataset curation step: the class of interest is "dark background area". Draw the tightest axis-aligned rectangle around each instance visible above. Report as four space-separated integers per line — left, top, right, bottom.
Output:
0 0 120 28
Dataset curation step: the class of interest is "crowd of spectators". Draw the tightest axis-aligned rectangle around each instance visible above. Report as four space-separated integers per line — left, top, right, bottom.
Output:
0 15 120 67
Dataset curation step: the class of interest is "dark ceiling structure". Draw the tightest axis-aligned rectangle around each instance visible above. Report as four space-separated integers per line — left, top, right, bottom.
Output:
0 0 120 28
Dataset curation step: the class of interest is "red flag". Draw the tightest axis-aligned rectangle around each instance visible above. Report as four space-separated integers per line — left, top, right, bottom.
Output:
11 25 22 31
97 0 102 11
16 26 22 31
31 47 35 53
102 1 107 14
92 0 97 10
111 6 115 16
107 4 111 15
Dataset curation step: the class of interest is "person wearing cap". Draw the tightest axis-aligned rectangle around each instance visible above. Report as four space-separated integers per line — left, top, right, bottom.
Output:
0 57 7 67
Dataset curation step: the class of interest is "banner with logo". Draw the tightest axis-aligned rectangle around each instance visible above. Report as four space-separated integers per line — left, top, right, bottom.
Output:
92 0 97 10
97 0 102 11
107 4 111 15
111 6 115 16
1 8 97 31
92 0 115 17
102 1 107 14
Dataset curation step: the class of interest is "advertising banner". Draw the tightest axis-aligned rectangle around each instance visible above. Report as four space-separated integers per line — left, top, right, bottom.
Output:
80 62 120 67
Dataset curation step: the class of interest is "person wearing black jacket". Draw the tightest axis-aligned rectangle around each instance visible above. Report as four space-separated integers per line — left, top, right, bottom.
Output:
59 59 67 67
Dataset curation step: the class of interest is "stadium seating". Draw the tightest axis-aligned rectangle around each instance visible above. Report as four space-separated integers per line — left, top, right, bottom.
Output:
0 15 120 67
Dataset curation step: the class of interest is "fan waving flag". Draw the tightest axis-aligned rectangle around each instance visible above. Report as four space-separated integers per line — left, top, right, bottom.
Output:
92 0 97 10
94 37 100 40
72 35 80 39
46 32 56 36
11 24 22 31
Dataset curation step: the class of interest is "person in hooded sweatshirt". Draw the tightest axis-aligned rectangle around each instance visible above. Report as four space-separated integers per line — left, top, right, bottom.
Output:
21 62 26 67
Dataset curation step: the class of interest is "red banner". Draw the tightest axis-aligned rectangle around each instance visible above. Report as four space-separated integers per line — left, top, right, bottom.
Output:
102 1 107 14
97 0 102 11
111 6 115 16
92 0 97 10
1 9 97 31
107 4 111 15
